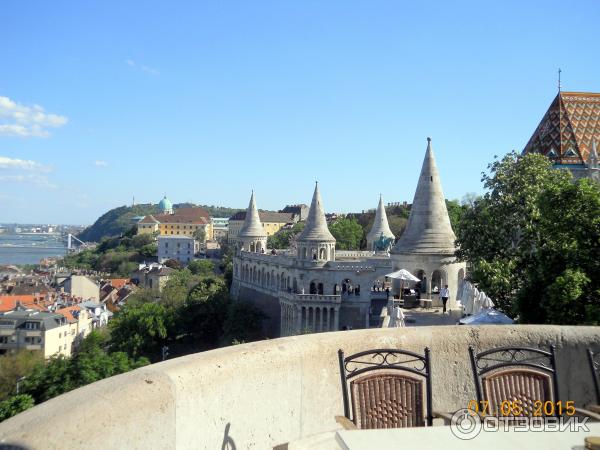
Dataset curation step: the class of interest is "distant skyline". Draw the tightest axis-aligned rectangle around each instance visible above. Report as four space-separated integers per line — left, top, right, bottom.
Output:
1 0 599 224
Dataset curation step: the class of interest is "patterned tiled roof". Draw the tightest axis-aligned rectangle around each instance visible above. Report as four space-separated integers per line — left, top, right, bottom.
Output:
523 92 600 165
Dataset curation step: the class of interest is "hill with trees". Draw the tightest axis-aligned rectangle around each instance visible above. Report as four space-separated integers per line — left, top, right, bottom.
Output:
78 204 243 243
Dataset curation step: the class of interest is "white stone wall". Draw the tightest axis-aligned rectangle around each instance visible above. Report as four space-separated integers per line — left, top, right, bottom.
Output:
1 326 598 449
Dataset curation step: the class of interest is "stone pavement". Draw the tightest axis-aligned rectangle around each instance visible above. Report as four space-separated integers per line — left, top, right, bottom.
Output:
402 307 463 326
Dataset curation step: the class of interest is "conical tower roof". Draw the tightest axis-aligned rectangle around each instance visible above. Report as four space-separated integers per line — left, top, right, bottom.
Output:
238 191 267 238
392 138 456 255
297 183 335 242
366 195 395 242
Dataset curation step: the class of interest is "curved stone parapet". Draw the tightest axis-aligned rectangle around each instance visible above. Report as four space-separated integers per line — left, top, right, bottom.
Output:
0 326 598 449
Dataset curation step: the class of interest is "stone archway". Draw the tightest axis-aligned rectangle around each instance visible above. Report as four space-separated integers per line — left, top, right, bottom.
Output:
431 269 446 295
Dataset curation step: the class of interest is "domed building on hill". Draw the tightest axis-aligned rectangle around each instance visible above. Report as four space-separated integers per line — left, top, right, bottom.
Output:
158 195 174 215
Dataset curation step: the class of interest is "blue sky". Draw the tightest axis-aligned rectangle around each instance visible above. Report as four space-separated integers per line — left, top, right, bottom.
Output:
1 0 599 224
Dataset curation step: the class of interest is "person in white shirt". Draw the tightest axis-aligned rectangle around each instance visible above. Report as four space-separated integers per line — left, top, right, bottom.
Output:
439 285 450 314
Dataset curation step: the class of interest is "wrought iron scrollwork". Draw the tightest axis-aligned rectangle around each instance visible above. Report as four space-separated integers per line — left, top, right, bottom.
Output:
344 349 427 376
472 346 555 376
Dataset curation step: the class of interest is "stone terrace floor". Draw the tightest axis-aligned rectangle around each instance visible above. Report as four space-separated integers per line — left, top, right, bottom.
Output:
402 307 463 326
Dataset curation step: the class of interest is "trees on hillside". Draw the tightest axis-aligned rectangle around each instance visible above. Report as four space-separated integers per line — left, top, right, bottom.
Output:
330 217 363 250
456 152 600 324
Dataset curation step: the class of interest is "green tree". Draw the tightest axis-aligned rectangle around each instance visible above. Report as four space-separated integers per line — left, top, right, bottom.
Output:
178 277 229 347
0 394 34 422
188 259 215 276
160 268 197 307
456 152 600 324
445 199 467 232
267 222 305 249
0 350 43 401
221 301 266 344
109 303 174 359
330 217 364 250
193 227 206 243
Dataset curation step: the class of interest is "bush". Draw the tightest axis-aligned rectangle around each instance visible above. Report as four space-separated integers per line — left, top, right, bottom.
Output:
0 395 34 422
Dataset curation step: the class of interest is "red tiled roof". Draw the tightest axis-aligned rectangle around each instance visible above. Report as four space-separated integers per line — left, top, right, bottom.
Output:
524 92 600 164
155 207 210 225
0 295 46 313
56 305 82 323
108 278 130 289
139 214 160 224
140 208 211 225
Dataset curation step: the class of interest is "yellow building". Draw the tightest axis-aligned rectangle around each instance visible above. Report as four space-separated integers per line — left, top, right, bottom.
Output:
228 211 296 243
137 215 160 235
138 207 213 242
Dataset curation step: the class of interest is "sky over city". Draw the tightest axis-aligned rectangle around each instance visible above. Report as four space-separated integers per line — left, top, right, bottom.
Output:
1 0 599 224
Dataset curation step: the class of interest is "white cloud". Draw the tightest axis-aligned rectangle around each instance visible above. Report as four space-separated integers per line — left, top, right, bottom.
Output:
125 59 160 76
94 160 108 167
0 156 52 172
0 173 58 189
0 96 68 138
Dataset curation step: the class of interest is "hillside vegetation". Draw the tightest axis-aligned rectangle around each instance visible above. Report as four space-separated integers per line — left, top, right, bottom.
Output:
78 204 242 243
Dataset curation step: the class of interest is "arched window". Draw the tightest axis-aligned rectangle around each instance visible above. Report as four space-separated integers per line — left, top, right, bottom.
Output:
319 248 326 260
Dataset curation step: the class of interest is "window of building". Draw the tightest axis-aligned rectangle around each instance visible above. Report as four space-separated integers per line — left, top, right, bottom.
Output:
0 320 14 327
24 322 40 330
0 336 8 344
59 332 62 338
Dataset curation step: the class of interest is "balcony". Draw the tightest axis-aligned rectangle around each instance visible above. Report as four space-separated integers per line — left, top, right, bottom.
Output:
0 325 598 449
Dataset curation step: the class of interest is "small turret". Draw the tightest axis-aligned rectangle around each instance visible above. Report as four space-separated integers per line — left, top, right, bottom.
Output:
238 191 267 253
366 194 395 251
296 183 336 261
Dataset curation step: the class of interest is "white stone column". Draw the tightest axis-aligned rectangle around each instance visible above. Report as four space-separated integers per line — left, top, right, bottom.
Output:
319 307 324 332
333 308 339 331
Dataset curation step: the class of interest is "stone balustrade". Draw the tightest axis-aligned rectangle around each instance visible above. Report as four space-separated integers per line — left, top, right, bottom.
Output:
1 326 598 449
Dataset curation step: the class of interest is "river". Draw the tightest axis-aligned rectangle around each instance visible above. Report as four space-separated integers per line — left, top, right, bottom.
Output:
0 233 68 265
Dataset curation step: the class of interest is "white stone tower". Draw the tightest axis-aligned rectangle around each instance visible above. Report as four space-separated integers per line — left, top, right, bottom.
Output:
237 191 267 253
296 182 336 262
366 194 395 251
390 138 466 308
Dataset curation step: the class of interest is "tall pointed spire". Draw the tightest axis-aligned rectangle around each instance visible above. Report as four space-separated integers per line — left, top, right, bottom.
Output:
392 138 456 255
366 194 395 248
297 182 335 242
239 191 267 238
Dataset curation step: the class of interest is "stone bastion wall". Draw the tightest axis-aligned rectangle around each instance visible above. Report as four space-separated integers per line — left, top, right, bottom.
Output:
0 325 598 449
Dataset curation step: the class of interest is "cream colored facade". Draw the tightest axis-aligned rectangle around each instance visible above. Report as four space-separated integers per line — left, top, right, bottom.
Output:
0 308 92 358
60 275 100 302
228 212 295 244
158 222 212 241
137 222 159 234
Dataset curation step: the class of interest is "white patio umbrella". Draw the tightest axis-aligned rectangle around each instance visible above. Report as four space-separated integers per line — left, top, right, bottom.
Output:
459 309 514 325
384 269 420 304
384 269 420 282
